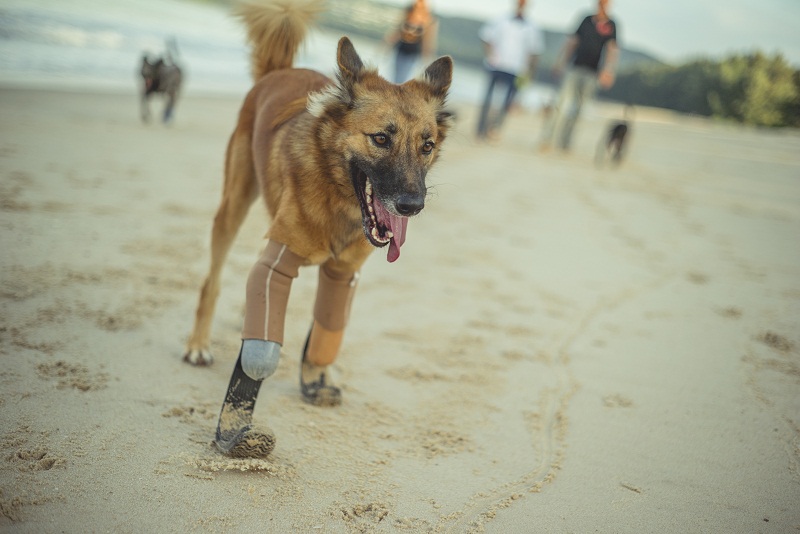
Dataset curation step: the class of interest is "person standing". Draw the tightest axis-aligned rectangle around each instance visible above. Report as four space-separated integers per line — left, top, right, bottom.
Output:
386 0 438 83
476 0 543 141
539 0 619 152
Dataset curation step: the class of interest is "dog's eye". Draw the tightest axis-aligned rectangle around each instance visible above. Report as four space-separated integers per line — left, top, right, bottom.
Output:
421 140 436 154
371 133 389 147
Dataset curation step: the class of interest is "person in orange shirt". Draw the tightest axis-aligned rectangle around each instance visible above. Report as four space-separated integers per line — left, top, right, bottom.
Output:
386 0 439 83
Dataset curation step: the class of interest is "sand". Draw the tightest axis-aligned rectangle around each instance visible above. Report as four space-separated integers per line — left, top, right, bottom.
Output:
1 86 798 533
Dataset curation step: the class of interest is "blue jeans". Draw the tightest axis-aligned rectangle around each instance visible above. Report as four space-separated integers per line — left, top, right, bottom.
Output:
394 51 419 83
540 66 598 149
477 70 518 138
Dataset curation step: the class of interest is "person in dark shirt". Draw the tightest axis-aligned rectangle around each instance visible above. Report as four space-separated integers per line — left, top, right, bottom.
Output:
539 0 619 152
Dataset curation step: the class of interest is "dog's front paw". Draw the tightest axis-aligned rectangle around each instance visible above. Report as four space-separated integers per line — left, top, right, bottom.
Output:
183 348 214 366
300 362 342 407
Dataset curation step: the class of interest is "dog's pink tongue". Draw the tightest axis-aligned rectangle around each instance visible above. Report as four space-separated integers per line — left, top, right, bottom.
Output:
386 214 408 263
373 197 408 263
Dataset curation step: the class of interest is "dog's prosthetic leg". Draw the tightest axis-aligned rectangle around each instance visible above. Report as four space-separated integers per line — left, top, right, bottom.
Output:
214 341 278 457
301 262 359 406
214 240 305 457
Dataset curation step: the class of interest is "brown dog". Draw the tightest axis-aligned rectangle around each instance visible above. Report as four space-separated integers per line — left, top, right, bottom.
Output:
183 0 453 457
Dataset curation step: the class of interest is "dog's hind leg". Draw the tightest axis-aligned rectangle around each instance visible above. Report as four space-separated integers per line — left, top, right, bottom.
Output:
140 93 151 123
611 139 626 165
163 88 179 123
300 259 360 406
609 139 622 166
163 93 175 123
184 132 259 365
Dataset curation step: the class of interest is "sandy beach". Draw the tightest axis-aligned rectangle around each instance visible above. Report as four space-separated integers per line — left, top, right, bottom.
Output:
1 85 798 533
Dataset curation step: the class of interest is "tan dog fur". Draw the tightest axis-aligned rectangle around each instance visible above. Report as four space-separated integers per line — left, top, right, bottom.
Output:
184 0 453 366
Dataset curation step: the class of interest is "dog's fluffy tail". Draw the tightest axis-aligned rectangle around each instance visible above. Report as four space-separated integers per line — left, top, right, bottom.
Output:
234 0 325 81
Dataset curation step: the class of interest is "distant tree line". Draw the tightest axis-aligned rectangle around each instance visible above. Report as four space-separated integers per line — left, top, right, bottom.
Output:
603 52 800 128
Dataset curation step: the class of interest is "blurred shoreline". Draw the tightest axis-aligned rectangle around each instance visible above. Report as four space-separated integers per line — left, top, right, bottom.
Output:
0 0 554 106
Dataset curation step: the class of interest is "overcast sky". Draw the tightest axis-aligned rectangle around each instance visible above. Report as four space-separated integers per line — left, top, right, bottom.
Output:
384 0 799 66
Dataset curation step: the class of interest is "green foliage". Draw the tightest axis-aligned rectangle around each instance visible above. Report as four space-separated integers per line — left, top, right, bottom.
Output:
784 71 800 128
606 53 800 127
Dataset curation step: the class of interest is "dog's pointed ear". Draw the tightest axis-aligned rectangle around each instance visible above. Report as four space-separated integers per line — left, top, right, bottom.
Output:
308 37 368 116
337 37 364 82
421 56 453 99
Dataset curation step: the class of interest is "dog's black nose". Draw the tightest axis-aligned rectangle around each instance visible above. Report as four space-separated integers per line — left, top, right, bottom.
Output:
395 195 424 216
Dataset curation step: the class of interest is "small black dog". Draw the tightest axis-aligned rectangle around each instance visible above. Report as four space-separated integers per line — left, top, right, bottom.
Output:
606 121 628 161
596 105 633 167
139 46 182 124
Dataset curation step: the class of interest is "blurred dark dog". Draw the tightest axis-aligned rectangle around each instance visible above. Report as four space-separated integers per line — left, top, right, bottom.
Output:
606 121 629 162
139 43 183 124
596 105 633 167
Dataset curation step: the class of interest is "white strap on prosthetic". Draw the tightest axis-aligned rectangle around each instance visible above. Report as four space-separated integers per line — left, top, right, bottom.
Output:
242 240 305 344
241 339 281 380
240 240 306 380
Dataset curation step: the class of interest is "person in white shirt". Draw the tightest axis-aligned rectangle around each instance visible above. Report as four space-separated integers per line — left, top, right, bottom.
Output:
476 0 543 141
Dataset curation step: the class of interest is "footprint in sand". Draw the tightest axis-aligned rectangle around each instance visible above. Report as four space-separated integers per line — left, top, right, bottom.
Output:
1 427 67 485
418 428 473 458
36 360 108 391
686 271 710 285
9 447 66 472
716 306 743 319
340 502 390 527
0 170 33 211
756 331 794 353
603 393 634 408
162 405 216 425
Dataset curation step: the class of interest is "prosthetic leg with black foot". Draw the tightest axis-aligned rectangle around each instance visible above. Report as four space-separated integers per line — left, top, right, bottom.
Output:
300 261 359 406
214 342 276 458
213 241 305 458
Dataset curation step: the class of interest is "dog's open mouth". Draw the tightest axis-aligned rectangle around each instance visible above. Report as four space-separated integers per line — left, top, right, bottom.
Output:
353 169 408 263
